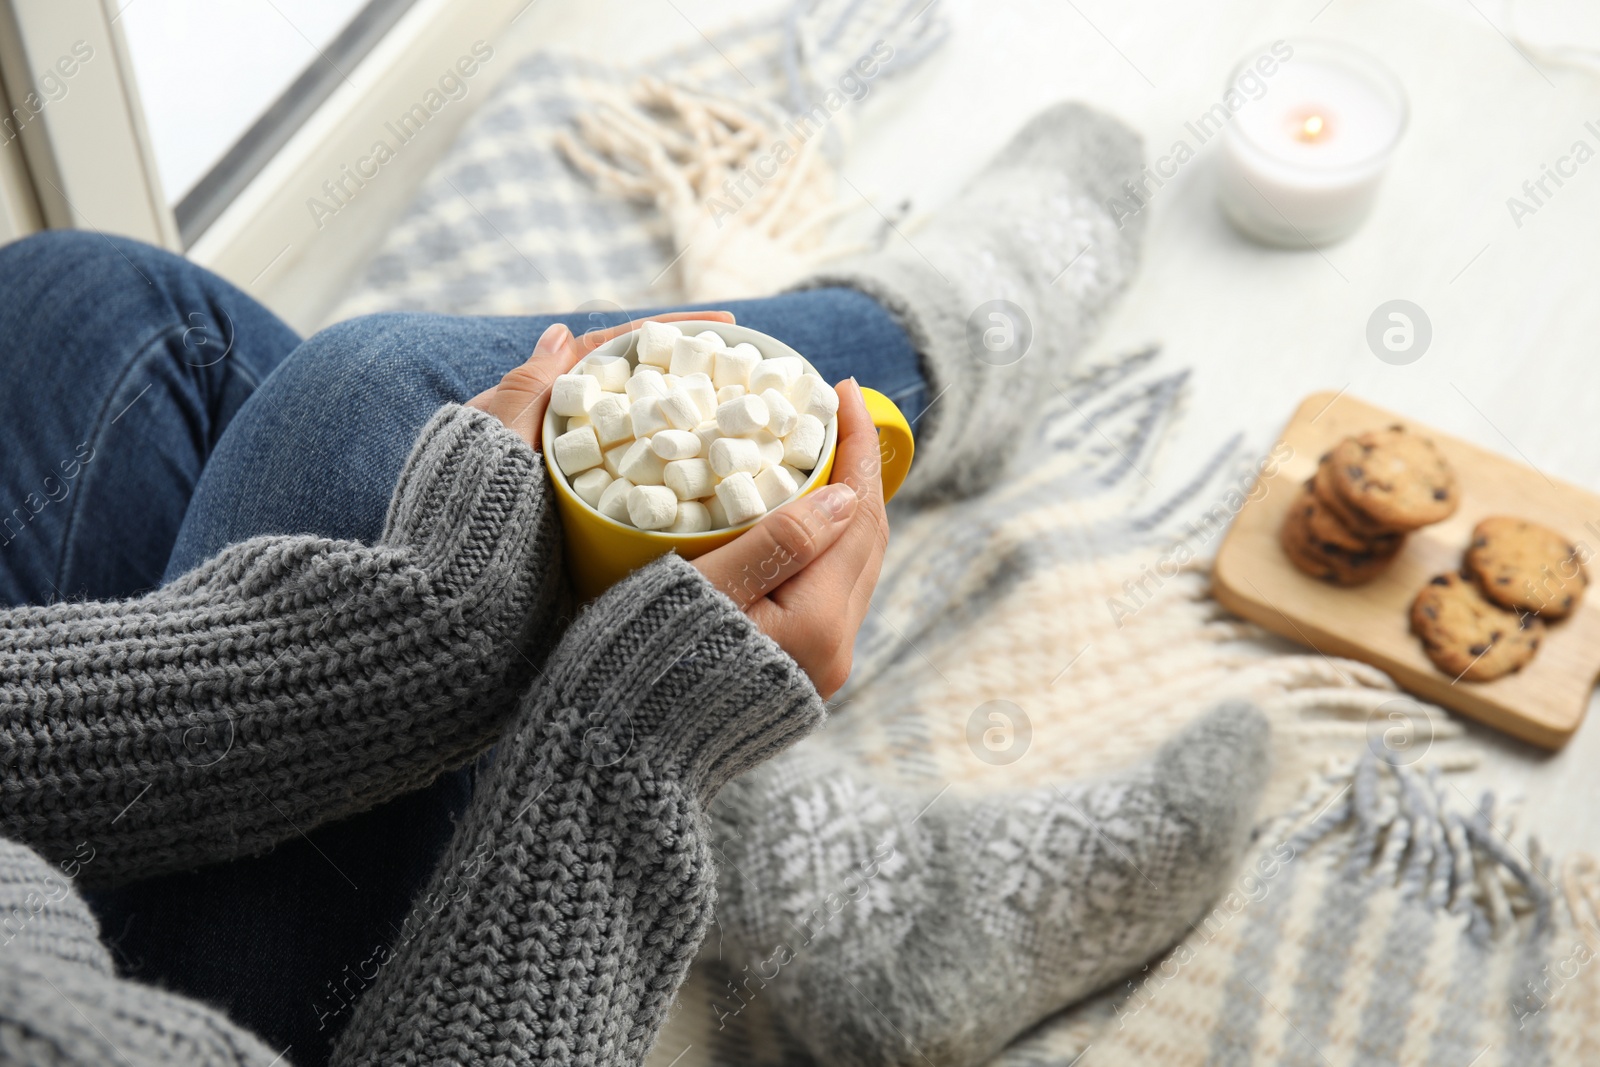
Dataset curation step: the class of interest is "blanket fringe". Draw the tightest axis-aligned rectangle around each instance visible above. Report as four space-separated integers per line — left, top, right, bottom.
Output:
1264 742 1597 945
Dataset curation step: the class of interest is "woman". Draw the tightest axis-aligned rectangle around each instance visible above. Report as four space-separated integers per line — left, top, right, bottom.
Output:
0 227 909 1067
0 104 1262 1067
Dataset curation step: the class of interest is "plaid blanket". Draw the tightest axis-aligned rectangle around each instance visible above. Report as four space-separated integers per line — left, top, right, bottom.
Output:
332 0 947 319
335 7 1600 1065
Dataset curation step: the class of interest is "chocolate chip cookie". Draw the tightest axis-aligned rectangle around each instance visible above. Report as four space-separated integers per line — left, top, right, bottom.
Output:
1297 481 1404 554
1410 571 1544 681
1280 491 1405 586
1310 454 1397 537
1465 516 1587 619
1329 426 1459 532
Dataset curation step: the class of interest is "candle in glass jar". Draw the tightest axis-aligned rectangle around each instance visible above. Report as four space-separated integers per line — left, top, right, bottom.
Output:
1216 40 1408 247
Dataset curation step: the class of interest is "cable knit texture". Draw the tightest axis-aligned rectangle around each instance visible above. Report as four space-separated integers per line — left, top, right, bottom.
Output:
0 837 286 1065
792 102 1147 502
0 403 563 886
331 554 824 1066
0 409 826 1066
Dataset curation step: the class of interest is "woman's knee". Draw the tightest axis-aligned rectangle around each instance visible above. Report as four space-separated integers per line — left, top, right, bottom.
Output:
219 312 534 489
164 312 533 570
277 312 523 423
0 230 291 397
0 230 186 300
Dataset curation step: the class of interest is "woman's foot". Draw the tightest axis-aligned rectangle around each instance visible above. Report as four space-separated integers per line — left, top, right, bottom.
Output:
712 702 1269 1067
797 101 1147 501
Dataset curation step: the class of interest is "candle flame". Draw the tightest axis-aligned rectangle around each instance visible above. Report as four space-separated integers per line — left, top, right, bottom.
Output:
1299 114 1325 142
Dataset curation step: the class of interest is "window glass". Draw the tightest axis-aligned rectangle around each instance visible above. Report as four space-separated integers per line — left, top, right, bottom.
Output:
117 0 418 245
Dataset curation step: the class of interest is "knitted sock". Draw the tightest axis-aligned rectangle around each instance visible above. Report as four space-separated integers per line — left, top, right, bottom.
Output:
711 702 1269 1067
794 101 1147 502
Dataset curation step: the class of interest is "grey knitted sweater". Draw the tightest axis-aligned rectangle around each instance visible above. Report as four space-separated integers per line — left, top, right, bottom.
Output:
0 405 825 1066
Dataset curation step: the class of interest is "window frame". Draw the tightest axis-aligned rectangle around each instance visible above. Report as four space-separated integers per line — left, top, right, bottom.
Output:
171 0 421 247
0 0 530 330
0 0 176 248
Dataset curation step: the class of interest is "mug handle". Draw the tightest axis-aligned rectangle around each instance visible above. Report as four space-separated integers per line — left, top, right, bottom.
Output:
859 387 915 501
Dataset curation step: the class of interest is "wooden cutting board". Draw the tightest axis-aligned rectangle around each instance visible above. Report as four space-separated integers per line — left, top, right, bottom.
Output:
1213 391 1600 750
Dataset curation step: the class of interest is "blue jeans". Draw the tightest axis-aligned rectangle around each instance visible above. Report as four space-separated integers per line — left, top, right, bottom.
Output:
0 231 925 1065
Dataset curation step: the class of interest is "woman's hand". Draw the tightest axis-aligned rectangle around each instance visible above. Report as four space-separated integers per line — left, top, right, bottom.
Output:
467 311 736 450
692 379 889 697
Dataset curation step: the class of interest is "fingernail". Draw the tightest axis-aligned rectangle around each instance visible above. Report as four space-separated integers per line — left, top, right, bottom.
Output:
535 323 570 351
815 482 858 521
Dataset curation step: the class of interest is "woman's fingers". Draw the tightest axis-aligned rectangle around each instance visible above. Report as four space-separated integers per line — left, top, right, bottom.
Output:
575 310 737 356
481 323 579 448
828 379 884 510
772 381 889 613
801 380 888 570
691 482 859 609
688 381 893 698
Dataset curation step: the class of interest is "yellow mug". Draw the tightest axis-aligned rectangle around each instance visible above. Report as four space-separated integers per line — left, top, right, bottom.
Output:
543 321 914 600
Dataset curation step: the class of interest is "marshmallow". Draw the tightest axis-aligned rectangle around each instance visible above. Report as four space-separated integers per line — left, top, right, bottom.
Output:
788 373 840 421
637 320 680 368
714 343 763 390
693 420 722 455
760 388 798 436
580 354 630 393
597 477 635 525
625 368 669 402
590 393 634 448
753 430 785 470
552 426 603 476
715 471 767 525
570 467 613 507
569 338 843 534
782 413 826 469
630 396 671 439
669 501 712 534
754 464 799 511
664 458 716 500
651 429 701 460
680 373 717 420
619 438 667 485
670 334 719 378
658 389 702 430
627 484 679 530
551 373 600 417
749 355 804 395
708 436 762 478
602 443 630 478
716 394 769 437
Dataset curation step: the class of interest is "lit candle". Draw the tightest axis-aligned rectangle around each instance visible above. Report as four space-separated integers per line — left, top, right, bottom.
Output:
1216 40 1408 247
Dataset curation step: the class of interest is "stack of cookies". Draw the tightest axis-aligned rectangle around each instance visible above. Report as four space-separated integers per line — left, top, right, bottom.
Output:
1281 425 1459 586
1411 517 1587 681
1274 421 1586 684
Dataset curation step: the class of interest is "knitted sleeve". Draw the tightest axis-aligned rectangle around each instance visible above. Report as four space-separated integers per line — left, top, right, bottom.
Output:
0 835 287 1065
0 404 565 887
331 554 826 1067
